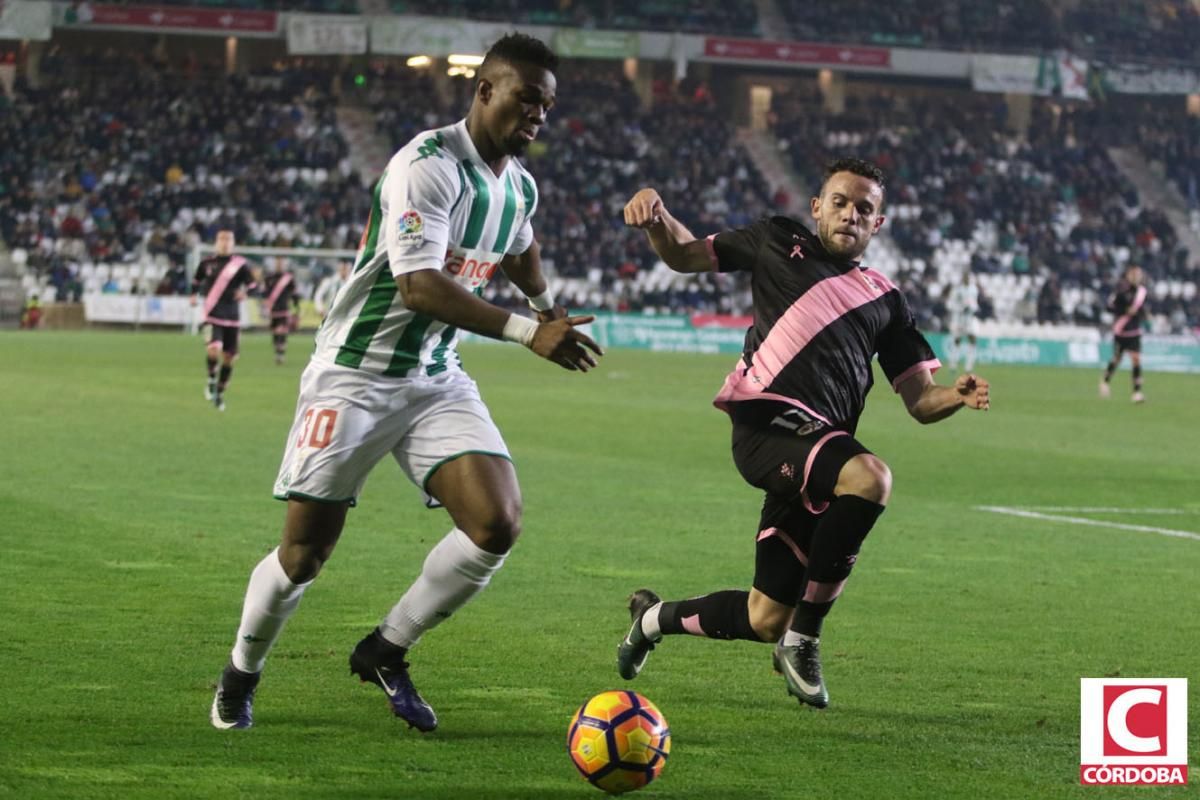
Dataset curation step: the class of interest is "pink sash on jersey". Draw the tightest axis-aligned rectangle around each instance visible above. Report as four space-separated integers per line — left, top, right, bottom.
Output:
266 273 293 315
1112 285 1147 336
204 256 247 320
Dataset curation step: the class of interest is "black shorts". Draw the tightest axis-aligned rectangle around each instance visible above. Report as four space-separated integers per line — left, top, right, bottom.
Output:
208 324 240 355
729 401 872 605
1114 335 1141 354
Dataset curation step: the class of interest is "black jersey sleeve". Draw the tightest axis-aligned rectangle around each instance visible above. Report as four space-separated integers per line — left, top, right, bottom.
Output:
237 264 258 294
877 290 939 391
191 261 208 292
710 219 769 273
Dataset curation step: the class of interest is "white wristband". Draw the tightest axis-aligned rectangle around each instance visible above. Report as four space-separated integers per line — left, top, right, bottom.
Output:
501 313 538 347
525 288 555 312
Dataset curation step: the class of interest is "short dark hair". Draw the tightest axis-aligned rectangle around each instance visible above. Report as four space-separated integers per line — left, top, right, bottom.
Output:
824 157 886 192
482 32 559 75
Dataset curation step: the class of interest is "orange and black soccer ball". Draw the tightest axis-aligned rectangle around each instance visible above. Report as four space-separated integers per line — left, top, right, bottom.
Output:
567 690 671 794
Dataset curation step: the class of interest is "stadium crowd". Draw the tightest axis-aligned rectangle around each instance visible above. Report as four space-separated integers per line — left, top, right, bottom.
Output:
89 0 360 11
779 0 1059 51
779 0 1199 64
3 46 1197 333
769 88 1199 333
59 0 1200 67
405 0 761 37
508 67 772 313
357 62 774 314
1 49 368 297
71 0 1200 64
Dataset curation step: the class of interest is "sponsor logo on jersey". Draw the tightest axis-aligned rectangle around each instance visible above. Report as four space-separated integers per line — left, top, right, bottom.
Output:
443 249 499 289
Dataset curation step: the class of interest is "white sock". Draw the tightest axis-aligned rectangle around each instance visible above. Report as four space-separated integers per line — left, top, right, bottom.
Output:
638 602 664 641
782 630 818 647
379 528 507 649
230 548 311 674
965 345 976 371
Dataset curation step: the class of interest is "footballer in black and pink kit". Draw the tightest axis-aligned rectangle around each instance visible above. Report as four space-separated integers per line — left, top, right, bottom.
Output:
1099 264 1148 403
261 258 301 366
191 229 257 410
616 158 992 710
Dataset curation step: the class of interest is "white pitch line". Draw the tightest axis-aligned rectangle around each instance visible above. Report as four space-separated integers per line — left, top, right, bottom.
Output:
975 506 1200 542
1021 506 1193 515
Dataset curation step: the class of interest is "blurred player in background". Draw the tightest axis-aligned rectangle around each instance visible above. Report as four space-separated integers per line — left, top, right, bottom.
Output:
262 257 301 365
210 33 602 733
1100 264 1148 403
617 159 991 710
191 229 256 411
947 271 979 371
19 293 41 329
314 260 351 320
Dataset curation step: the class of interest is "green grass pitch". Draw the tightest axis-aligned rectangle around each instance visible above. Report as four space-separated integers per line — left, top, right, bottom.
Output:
1 330 1198 799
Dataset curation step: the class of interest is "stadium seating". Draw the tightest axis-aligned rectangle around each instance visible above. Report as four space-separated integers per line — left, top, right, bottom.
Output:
778 0 1060 51
1061 0 1200 65
364 63 775 315
1 50 368 293
99 0 361 11
396 0 760 37
3 46 1195 332
769 89 1199 332
777 0 1198 63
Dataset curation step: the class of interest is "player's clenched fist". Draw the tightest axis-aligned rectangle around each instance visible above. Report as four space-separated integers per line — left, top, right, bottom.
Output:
624 188 666 228
531 315 604 372
955 373 990 410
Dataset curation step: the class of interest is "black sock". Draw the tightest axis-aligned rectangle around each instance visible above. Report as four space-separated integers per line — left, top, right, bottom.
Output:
1103 361 1117 383
1132 364 1142 391
370 627 407 659
207 356 218 379
218 364 233 392
658 590 760 641
790 495 885 638
273 334 286 355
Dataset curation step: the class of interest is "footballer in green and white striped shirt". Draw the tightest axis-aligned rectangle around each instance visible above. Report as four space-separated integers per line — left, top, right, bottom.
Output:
213 33 601 735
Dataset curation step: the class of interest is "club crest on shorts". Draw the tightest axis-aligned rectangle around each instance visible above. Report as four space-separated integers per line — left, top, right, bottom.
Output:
398 210 424 246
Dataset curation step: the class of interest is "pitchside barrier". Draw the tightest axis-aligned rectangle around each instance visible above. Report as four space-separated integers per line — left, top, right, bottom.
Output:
81 294 326 332
71 302 1200 373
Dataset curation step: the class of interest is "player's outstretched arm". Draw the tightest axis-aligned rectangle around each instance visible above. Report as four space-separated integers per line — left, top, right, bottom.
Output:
397 269 602 372
623 188 714 274
897 369 990 424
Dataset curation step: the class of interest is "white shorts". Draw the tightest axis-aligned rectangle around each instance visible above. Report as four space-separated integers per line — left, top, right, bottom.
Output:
272 361 510 507
948 313 978 338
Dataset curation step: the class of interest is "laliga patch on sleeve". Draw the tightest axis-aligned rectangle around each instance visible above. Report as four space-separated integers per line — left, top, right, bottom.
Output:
397 210 425 246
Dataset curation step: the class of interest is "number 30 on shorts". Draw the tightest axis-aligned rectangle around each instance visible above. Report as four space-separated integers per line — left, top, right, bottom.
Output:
296 408 337 449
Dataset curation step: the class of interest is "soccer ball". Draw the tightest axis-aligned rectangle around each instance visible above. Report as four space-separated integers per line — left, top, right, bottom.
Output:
567 690 671 794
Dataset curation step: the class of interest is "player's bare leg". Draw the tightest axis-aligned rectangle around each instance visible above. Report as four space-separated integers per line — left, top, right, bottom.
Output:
352 454 521 732
1100 346 1124 398
212 499 348 729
